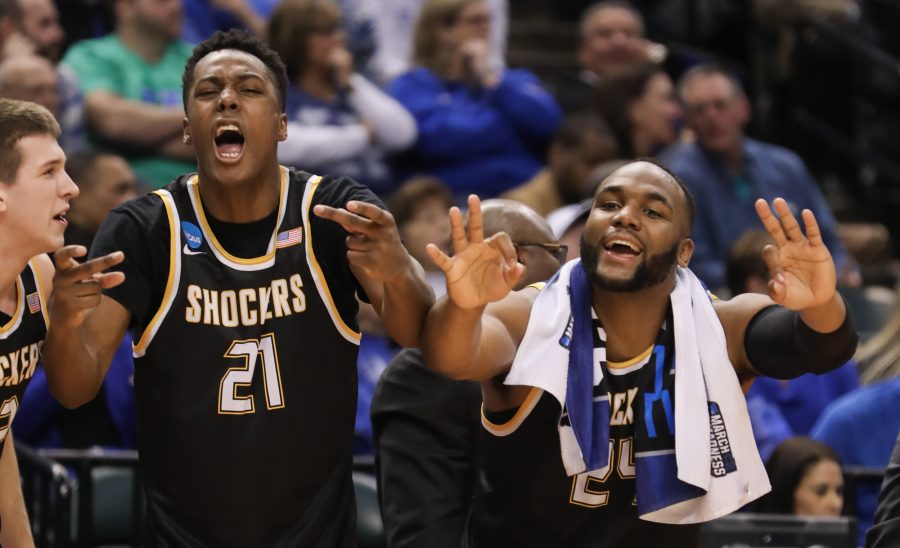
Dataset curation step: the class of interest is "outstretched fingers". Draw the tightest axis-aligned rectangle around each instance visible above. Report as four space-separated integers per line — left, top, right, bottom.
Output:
755 198 789 247
801 209 824 247
465 195 484 244
426 243 453 273
313 204 375 235
772 197 805 242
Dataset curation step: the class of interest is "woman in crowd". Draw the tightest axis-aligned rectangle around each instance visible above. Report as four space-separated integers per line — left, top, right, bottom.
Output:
388 0 562 202
267 0 417 196
757 437 844 518
593 62 681 159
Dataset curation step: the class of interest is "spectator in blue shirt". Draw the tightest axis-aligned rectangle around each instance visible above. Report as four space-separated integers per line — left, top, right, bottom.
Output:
389 0 562 202
664 64 855 292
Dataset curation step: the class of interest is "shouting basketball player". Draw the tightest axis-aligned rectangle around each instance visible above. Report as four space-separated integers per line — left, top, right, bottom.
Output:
42 30 433 546
420 160 858 547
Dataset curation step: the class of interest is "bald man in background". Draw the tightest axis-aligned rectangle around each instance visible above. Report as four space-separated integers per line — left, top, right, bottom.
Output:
373 200 566 548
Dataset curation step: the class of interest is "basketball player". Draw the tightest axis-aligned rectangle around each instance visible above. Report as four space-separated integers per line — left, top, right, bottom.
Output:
42 31 433 547
0 98 87 546
421 160 857 547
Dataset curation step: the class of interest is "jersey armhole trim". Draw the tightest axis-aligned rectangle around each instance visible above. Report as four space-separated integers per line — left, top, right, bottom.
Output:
27 258 50 328
481 386 543 437
133 190 181 357
0 276 25 339
301 175 362 345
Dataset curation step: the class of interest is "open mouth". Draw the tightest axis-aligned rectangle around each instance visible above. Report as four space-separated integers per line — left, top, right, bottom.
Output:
214 124 245 161
603 238 642 260
53 212 67 225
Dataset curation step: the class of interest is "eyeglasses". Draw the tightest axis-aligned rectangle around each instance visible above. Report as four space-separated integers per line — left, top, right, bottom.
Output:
513 242 568 265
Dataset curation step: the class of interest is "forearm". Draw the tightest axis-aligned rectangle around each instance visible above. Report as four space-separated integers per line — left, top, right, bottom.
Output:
745 296 858 379
0 435 34 548
421 298 488 379
378 257 435 348
42 324 111 409
85 92 184 146
159 135 196 162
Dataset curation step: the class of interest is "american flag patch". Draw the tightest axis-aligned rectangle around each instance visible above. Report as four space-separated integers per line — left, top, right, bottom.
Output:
275 227 302 249
26 292 41 314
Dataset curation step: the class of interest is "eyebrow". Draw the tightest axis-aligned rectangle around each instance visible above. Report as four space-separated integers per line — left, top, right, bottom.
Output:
195 73 267 86
598 184 673 209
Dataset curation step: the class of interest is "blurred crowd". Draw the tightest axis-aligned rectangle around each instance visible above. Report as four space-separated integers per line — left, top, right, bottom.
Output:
2 0 899 544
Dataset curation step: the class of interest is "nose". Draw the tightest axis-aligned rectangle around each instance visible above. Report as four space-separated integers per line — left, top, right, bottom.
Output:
217 88 239 112
62 170 79 199
612 204 640 230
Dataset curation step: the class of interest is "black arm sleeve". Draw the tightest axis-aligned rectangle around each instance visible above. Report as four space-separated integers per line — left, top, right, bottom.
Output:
744 299 859 379
867 432 900 548
371 349 482 548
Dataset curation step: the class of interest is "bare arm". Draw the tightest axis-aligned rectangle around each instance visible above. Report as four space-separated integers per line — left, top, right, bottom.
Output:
42 246 129 409
83 91 184 147
158 135 197 162
0 433 34 548
420 195 532 381
313 201 434 347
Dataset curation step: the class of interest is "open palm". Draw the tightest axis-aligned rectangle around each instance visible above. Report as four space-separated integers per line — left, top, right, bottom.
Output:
427 195 524 310
755 198 837 310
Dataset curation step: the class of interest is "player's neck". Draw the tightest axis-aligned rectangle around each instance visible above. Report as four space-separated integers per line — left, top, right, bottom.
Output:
591 282 671 362
0 241 29 313
196 163 282 223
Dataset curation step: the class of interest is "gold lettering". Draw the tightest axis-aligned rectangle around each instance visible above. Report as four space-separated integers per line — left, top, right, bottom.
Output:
221 290 239 327
239 289 257 326
271 279 291 318
203 288 220 326
289 274 306 313
8 350 19 386
185 284 202 323
611 392 627 426
258 287 273 323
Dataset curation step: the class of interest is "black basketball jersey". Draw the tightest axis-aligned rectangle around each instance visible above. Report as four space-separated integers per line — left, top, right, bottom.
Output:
467 311 700 548
132 168 361 547
0 260 48 457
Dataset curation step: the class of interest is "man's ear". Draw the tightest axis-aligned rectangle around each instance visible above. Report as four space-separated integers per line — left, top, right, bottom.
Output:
677 238 694 267
0 184 8 213
182 117 191 145
277 113 287 142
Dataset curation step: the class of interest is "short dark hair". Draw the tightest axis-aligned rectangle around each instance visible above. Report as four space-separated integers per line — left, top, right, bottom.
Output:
0 98 61 184
182 29 289 112
388 176 454 228
676 63 745 102
757 437 841 515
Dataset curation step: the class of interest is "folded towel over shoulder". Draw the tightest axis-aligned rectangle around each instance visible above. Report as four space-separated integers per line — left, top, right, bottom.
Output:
504 259 771 523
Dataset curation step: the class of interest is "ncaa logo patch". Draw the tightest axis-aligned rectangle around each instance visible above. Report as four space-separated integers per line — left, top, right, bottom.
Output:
181 221 203 250
708 401 737 477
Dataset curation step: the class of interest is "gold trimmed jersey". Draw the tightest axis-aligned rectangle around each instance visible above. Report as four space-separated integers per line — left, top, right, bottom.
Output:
0 260 49 457
91 167 377 547
467 312 700 548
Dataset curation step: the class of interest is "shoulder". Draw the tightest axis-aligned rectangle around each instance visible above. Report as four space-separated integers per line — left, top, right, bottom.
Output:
303 171 385 210
170 40 194 58
389 68 439 92
63 36 120 63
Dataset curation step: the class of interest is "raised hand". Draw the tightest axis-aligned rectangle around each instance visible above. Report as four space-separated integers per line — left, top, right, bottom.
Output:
755 198 837 310
51 246 125 328
314 200 411 283
426 195 524 310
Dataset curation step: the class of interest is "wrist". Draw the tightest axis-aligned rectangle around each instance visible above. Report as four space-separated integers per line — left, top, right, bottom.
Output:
799 292 846 333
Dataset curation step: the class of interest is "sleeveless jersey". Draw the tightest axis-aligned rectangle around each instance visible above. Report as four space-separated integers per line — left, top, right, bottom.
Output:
133 168 361 547
0 260 49 457
467 310 700 548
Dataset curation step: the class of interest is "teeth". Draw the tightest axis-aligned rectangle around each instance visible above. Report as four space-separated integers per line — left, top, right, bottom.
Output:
607 239 640 252
216 124 241 137
220 151 241 159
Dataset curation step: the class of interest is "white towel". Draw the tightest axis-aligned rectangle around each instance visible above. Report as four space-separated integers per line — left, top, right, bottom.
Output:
505 260 771 523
